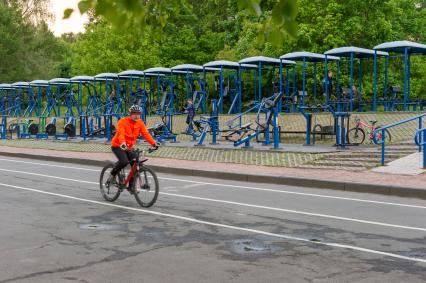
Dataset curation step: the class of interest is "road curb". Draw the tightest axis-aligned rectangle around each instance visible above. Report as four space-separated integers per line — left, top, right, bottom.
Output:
1 151 425 200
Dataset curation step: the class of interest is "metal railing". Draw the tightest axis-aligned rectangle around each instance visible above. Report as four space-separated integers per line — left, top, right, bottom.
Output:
372 113 426 165
414 127 426 169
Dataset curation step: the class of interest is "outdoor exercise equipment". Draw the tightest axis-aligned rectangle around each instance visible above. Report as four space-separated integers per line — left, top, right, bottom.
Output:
222 92 282 149
325 47 389 112
0 84 14 116
118 70 147 121
238 56 296 114
171 64 209 114
148 107 177 143
48 78 71 117
203 60 256 114
374 41 426 111
0 115 7 139
280 52 340 111
144 67 179 115
194 99 219 146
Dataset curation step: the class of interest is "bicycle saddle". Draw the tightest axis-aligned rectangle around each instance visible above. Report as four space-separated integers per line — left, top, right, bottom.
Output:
369 120 377 125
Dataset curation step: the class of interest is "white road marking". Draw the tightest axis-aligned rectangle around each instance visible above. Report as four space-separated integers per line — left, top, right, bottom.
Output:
0 182 425 264
0 167 425 232
0 158 424 210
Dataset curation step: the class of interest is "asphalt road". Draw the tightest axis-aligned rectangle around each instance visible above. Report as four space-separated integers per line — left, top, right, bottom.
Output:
0 156 425 282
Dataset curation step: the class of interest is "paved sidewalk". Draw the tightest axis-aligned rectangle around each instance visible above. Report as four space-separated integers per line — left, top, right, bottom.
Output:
0 145 425 199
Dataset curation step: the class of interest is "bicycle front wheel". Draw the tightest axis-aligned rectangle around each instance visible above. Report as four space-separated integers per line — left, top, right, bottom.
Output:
346 127 365 145
99 163 121 202
133 166 159 207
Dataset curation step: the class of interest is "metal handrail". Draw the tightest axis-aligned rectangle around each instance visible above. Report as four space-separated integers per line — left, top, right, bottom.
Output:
414 127 426 169
372 113 426 165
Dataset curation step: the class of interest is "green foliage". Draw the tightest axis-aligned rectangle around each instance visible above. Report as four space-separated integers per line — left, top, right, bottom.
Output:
0 2 65 82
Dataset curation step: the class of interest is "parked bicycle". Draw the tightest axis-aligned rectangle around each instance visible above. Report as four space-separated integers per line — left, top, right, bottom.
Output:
99 148 159 207
346 116 392 145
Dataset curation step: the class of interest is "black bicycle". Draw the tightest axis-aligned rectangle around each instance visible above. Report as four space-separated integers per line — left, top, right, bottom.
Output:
99 148 159 207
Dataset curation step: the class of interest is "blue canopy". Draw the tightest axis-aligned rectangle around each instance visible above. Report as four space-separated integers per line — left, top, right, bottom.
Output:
0 84 13 90
30 80 49 86
117 70 144 78
70 76 94 82
325 46 388 58
94 73 119 80
374 40 426 55
280 51 340 62
49 78 70 85
239 56 282 66
11 82 30 88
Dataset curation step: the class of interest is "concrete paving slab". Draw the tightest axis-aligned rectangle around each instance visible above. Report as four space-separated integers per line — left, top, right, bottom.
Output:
372 152 426 175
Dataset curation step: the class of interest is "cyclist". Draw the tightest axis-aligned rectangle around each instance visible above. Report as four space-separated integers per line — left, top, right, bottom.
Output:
109 105 159 188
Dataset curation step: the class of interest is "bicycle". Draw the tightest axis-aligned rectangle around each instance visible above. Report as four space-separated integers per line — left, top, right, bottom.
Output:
346 116 392 145
99 148 159 207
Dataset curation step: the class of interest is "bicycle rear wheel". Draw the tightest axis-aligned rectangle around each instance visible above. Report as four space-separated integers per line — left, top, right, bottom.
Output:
374 127 392 144
99 163 121 202
133 166 159 207
346 127 365 145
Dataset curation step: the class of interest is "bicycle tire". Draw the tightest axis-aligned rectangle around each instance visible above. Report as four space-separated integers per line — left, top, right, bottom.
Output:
374 127 392 143
133 166 159 207
99 163 121 202
346 127 365 145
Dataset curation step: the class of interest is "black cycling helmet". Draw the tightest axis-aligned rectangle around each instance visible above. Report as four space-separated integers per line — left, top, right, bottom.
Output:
129 105 142 114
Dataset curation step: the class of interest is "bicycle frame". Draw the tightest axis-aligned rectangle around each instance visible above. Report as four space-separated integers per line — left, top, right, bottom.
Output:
123 162 138 186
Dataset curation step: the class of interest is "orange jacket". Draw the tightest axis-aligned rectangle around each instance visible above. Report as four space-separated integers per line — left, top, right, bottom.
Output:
111 117 156 149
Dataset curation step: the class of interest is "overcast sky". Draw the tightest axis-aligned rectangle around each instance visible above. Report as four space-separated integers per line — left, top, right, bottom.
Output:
48 0 89 36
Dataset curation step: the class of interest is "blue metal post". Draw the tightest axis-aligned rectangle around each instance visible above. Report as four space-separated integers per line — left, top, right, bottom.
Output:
403 47 408 111
381 129 385 166
258 62 262 101
273 102 279 149
313 62 317 105
349 53 354 112
384 56 389 108
279 59 283 112
359 59 363 97
408 53 411 107
373 51 377 112
302 58 306 107
324 56 329 109
419 116 422 152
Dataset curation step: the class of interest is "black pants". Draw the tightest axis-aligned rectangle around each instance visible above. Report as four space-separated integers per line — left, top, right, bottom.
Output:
111 147 136 176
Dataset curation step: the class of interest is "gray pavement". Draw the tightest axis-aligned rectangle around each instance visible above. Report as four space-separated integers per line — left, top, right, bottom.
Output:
0 156 425 282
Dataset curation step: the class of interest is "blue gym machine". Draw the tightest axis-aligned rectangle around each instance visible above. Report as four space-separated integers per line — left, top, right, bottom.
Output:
47 78 73 140
171 64 208 114
325 47 389 112
373 41 426 112
118 70 147 121
144 67 178 143
203 60 256 114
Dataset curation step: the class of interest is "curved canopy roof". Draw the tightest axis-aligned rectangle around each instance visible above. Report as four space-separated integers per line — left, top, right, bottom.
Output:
325 46 388 58
239 56 280 65
30 80 49 86
117 70 144 78
280 51 340 62
0 83 13 89
203 60 240 69
172 64 203 72
203 60 257 69
144 67 171 74
70 76 94 82
49 78 70 85
94 73 118 80
373 40 426 55
11 82 30 88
